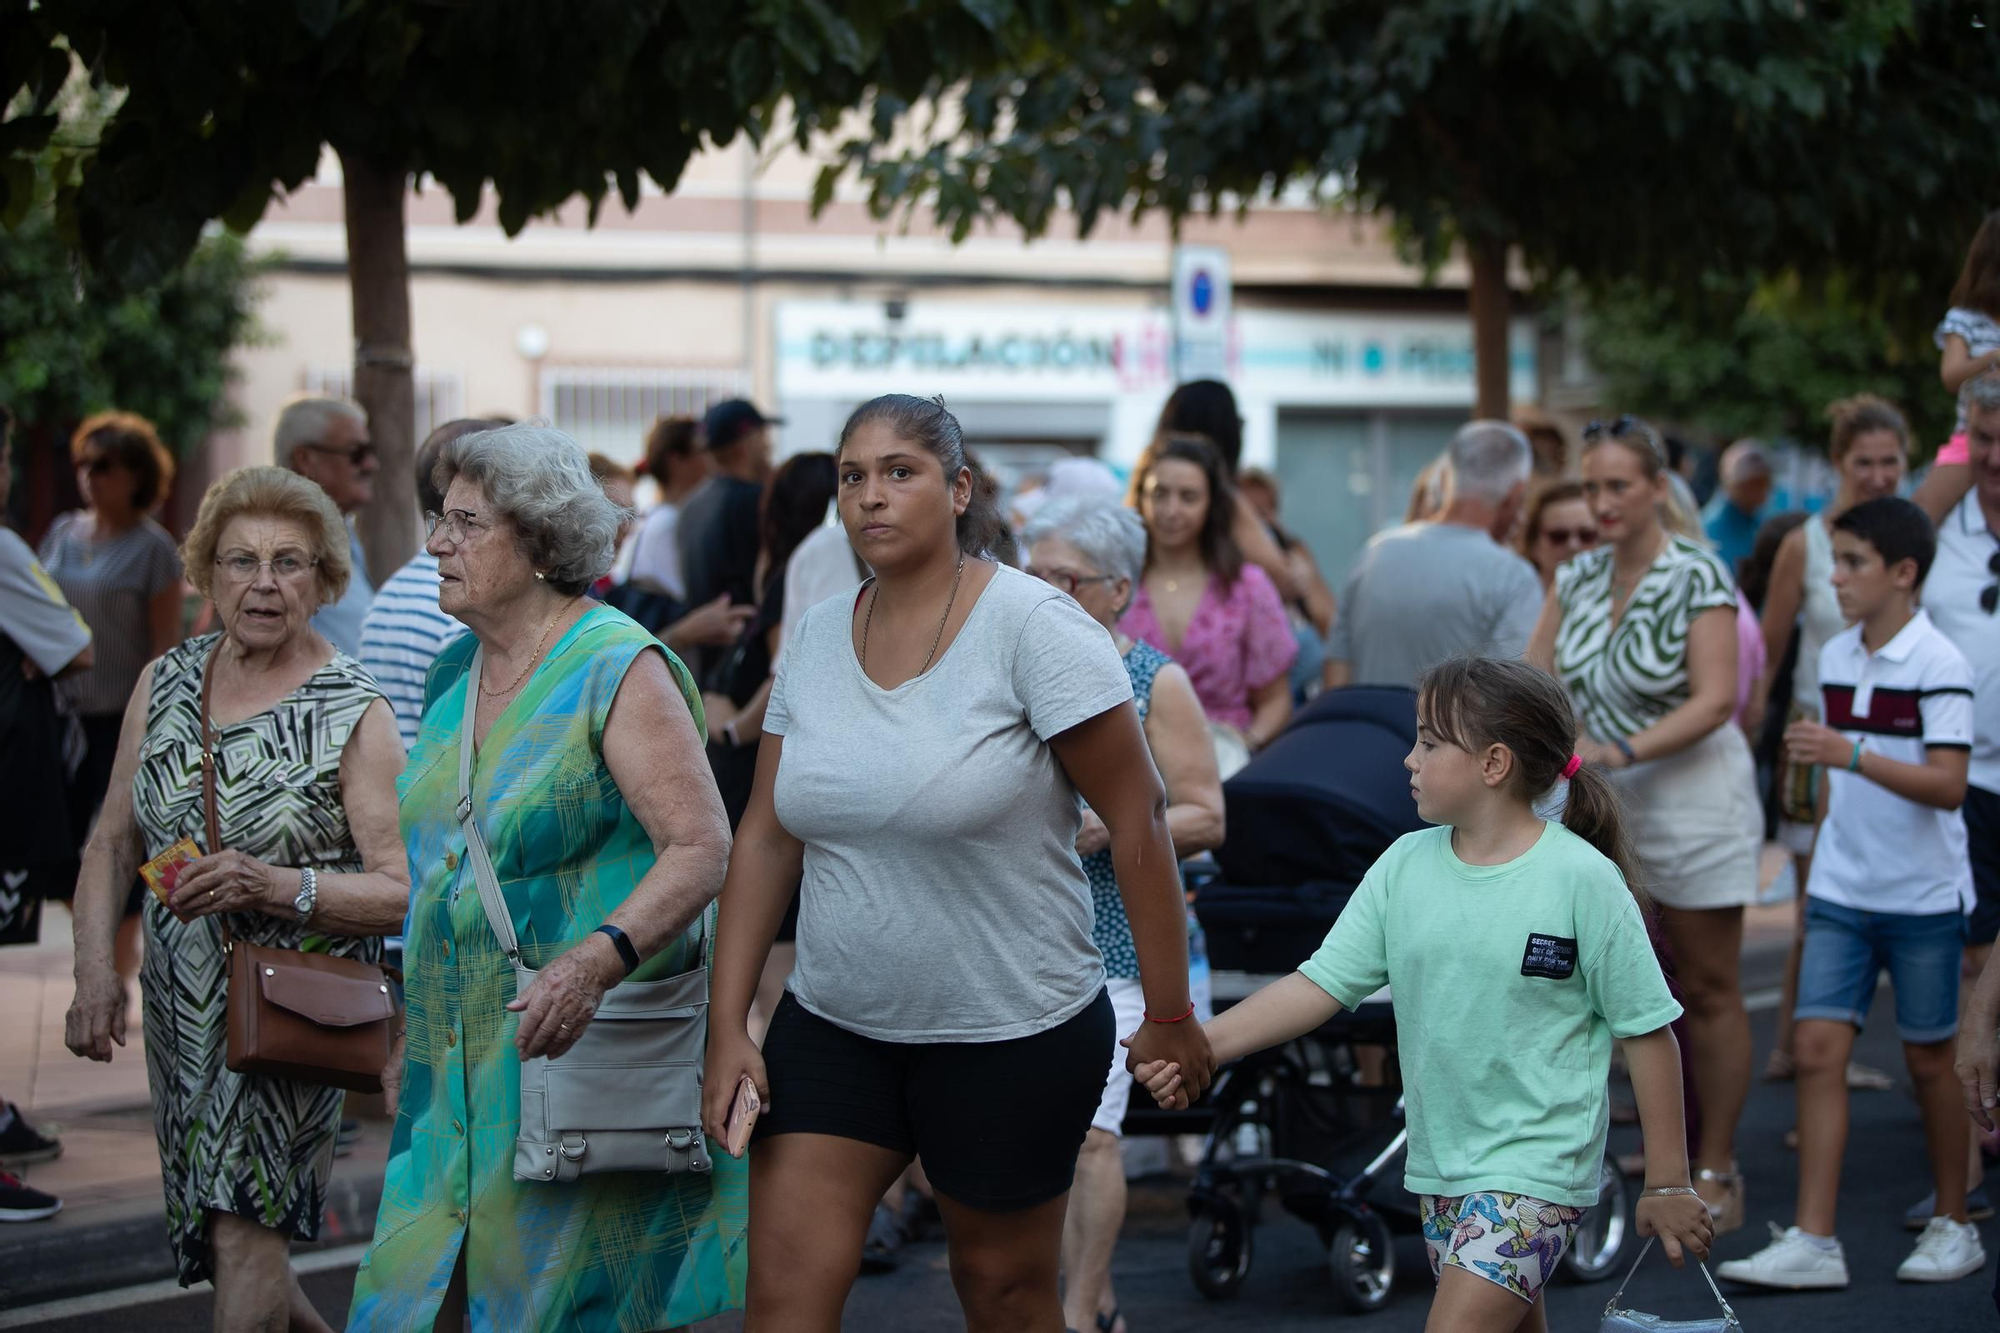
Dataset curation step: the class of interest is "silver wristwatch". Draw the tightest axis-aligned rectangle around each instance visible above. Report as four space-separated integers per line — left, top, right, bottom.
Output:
293 866 318 925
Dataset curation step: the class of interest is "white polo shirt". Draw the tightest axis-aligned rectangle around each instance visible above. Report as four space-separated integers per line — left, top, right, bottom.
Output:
1925 489 2000 795
1807 610 1974 916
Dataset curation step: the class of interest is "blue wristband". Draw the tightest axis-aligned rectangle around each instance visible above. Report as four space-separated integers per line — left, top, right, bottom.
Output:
594 923 641 977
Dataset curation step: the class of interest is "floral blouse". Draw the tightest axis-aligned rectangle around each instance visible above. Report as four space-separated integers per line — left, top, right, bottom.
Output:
1121 563 1297 730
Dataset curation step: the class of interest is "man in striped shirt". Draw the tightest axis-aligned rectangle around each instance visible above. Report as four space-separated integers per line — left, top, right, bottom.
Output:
360 419 495 749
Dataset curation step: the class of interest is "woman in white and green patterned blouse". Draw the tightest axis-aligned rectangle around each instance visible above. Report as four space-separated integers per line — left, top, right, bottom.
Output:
1528 415 1760 1238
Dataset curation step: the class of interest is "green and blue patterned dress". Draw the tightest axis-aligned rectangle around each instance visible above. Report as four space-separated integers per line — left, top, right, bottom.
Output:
348 605 746 1331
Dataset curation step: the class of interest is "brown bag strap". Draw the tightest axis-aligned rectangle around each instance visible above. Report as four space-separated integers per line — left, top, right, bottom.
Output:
198 640 234 950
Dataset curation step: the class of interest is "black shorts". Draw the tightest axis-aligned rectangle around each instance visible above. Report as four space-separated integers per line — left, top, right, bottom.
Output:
1968 785 2000 946
755 989 1114 1212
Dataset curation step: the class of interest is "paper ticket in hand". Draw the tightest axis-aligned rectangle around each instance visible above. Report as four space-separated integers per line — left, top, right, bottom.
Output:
139 837 203 916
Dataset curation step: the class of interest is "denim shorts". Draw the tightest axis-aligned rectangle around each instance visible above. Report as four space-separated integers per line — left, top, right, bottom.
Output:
1795 896 1965 1044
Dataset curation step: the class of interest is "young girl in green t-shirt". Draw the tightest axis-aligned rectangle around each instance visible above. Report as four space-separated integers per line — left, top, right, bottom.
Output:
1133 657 1713 1333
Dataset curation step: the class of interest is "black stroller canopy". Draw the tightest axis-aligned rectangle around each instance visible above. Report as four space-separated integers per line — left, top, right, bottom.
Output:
1215 686 1426 890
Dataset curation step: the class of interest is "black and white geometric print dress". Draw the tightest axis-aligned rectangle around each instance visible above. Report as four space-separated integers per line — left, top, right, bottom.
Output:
131 634 385 1286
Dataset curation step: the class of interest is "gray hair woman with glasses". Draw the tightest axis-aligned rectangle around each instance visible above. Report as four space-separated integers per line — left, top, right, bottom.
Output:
350 423 744 1330
1020 496 1226 1333
65 466 409 1330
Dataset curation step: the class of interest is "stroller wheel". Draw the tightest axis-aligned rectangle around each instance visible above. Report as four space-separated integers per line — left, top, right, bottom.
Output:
1328 1212 1396 1312
1186 1194 1253 1299
1559 1154 1631 1282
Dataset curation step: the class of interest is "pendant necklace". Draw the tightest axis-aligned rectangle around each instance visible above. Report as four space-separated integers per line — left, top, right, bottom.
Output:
862 555 964 675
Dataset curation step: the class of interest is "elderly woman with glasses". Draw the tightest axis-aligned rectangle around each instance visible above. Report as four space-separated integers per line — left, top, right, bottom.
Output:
65 466 408 1332
1021 497 1226 1333
347 423 745 1331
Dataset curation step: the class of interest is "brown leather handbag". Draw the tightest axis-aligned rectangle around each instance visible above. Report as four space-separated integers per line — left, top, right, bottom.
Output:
201 645 395 1093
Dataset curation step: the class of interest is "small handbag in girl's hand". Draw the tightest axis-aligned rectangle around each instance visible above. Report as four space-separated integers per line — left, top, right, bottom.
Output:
1600 1237 1743 1333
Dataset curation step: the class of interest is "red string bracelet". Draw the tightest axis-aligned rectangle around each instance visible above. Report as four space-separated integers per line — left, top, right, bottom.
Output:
1144 1001 1197 1024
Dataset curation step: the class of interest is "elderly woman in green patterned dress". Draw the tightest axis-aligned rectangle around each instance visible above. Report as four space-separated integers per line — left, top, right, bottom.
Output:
65 466 409 1333
348 423 744 1332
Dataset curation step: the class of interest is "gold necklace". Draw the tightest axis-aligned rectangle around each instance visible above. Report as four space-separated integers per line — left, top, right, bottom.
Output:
862 555 965 675
482 603 567 698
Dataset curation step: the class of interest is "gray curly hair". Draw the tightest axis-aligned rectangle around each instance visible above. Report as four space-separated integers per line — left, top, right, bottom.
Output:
432 422 629 595
1020 497 1149 613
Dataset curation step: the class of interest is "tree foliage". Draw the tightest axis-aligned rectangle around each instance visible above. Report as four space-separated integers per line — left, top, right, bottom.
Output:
1 82 266 491
1581 269 1955 456
2 0 1057 289
830 1 2000 412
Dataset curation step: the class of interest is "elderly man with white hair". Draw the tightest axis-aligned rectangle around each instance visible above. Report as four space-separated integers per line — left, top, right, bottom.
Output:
1323 419 1543 689
276 394 378 655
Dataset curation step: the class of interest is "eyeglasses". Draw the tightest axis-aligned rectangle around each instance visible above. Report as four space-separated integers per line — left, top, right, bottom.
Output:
78 456 117 475
1981 550 1999 615
214 553 318 583
1543 526 1598 546
1026 567 1118 598
305 440 377 467
425 508 489 544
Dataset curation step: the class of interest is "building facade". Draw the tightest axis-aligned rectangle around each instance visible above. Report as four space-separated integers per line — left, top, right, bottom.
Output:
220 140 1535 580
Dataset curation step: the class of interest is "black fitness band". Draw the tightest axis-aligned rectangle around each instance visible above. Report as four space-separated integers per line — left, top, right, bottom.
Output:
594 923 641 977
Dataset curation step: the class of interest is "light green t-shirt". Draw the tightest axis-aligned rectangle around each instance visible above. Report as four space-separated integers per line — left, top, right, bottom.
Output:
1301 822 1681 1207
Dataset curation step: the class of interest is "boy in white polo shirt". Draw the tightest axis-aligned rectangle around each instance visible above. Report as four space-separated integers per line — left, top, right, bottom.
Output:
1720 496 1984 1290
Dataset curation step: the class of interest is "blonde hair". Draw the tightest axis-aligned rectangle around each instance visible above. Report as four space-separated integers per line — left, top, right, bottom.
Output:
181 466 351 606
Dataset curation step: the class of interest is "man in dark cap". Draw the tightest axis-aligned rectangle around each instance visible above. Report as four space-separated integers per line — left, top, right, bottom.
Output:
677 398 779 684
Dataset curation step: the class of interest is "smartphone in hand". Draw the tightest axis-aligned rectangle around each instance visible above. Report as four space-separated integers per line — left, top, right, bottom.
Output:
724 1075 760 1157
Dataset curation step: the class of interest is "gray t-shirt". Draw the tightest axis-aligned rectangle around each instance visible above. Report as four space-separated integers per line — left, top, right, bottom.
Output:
310 524 374 657
38 512 181 715
765 562 1134 1043
1327 521 1544 688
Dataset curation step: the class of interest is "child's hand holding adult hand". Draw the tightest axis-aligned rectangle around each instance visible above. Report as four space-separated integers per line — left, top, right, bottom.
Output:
1636 1191 1714 1267
1129 1058 1188 1110
1124 1017 1216 1104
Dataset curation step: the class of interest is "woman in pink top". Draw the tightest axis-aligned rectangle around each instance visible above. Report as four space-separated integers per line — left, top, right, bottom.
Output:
1122 435 1297 763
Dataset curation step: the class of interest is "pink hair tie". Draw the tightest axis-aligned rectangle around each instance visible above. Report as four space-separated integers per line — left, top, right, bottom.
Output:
1561 754 1583 781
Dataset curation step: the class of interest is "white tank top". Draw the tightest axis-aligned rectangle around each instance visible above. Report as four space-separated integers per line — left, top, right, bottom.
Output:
1791 515 1847 713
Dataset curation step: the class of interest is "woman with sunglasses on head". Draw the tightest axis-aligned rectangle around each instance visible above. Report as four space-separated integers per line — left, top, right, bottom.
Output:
1517 480 1600 591
1528 414 1762 1237
39 411 185 987
704 394 1214 1333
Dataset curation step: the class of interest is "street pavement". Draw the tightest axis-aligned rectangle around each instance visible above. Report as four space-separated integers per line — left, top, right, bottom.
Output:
5 890 1998 1329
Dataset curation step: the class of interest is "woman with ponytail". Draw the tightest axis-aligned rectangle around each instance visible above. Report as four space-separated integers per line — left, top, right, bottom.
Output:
703 394 1214 1329
1134 657 1710 1333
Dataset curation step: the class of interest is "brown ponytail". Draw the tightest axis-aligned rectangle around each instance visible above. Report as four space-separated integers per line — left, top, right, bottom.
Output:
1417 657 1648 905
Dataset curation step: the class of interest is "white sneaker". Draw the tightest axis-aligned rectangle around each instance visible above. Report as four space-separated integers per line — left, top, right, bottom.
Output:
1896 1216 1987 1282
1715 1223 1849 1290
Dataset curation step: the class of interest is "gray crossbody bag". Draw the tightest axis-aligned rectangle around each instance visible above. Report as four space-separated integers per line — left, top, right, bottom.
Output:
1600 1237 1743 1332
457 650 713 1182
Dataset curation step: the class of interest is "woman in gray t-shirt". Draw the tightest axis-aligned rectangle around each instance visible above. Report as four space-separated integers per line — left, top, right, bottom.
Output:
702 394 1216 1330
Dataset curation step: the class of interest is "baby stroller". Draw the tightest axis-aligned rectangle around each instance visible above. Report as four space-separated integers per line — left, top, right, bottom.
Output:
1183 687 1634 1312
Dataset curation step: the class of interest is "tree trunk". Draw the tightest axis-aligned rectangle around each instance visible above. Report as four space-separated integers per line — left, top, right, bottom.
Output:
1468 233 1512 421
340 148 416 587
